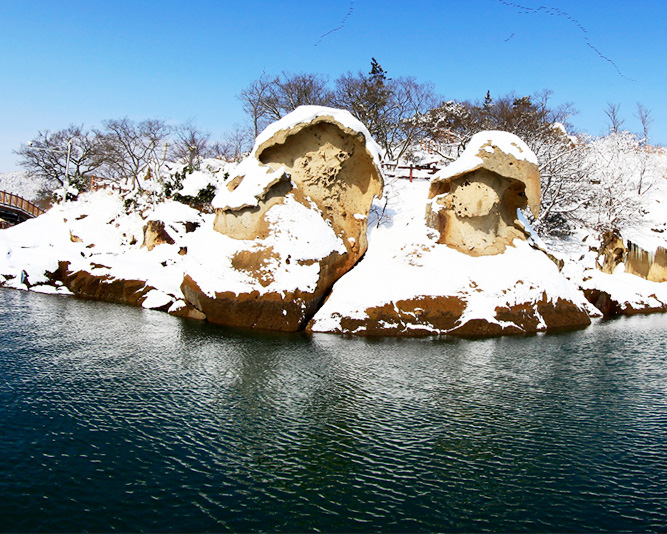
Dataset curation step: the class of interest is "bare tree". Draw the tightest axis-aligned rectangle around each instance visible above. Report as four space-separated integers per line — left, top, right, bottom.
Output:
265 72 333 120
634 102 653 145
170 120 214 170
237 62 436 160
239 72 333 135
238 73 278 138
383 77 438 162
334 59 393 153
579 130 662 233
214 124 253 162
15 125 104 195
96 118 172 191
604 102 625 133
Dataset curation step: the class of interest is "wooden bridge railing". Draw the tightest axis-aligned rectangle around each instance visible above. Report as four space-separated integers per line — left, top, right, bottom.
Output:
381 162 441 182
0 191 45 219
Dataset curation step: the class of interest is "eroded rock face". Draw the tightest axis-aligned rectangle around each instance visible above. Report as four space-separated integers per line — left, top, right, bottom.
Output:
57 261 162 309
597 230 667 283
626 244 667 282
426 131 540 256
182 106 384 331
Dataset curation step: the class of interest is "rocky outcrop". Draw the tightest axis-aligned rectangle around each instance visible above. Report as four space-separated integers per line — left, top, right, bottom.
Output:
142 202 202 251
308 239 594 337
181 106 384 331
583 287 667 317
597 230 626 274
57 260 205 319
597 229 667 283
321 295 590 337
309 132 594 337
426 131 540 256
58 261 162 308
626 243 667 282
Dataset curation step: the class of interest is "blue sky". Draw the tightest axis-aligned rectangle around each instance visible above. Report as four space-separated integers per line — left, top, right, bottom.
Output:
1 0 665 171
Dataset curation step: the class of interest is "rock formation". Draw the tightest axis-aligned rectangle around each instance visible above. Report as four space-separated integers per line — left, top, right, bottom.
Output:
142 201 202 251
181 106 384 331
597 229 667 283
309 131 594 337
626 243 667 282
426 131 540 256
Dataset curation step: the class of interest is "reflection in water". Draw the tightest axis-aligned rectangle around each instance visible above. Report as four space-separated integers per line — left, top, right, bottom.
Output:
2 288 667 532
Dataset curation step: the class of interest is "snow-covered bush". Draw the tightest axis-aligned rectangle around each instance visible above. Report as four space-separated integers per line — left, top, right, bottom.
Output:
162 158 230 210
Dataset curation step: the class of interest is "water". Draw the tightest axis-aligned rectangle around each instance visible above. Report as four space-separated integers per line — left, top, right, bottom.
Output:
2 288 667 533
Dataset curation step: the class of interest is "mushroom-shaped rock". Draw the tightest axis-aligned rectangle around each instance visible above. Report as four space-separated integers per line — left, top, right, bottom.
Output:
426 131 540 256
181 106 384 331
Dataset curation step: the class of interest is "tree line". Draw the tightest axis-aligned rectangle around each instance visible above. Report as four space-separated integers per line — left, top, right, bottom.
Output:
16 59 663 237
15 118 238 200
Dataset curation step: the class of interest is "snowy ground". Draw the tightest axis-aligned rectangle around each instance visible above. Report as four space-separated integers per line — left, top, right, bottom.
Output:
3 124 667 333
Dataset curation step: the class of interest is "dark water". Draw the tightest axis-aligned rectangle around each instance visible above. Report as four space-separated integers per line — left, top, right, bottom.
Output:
2 289 667 533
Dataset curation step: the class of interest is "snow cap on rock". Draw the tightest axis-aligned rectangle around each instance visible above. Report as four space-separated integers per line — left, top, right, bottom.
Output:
431 130 540 217
212 106 383 211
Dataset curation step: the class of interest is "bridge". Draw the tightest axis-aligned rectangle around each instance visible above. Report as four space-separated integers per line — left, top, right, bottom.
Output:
0 191 45 228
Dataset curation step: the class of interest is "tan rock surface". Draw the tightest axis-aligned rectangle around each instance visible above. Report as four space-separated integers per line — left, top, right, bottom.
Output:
426 131 540 256
183 107 384 331
57 261 164 309
309 293 590 337
142 220 175 251
597 230 667 283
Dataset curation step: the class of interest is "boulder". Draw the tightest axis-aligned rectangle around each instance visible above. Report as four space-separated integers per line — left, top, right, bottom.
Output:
596 229 667 282
142 220 175 250
181 106 383 331
57 261 164 309
426 131 540 256
308 238 593 337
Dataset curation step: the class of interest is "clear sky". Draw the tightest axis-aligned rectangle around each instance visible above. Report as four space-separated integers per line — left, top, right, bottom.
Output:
1 0 665 171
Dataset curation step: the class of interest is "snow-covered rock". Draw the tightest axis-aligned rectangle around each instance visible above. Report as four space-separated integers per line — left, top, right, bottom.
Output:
181 106 384 331
308 179 594 336
142 200 202 251
426 131 540 257
3 120 667 336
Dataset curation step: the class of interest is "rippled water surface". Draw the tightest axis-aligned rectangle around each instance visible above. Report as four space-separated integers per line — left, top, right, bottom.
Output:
2 288 667 532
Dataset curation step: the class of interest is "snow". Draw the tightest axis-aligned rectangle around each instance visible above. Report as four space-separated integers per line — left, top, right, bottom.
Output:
433 130 538 184
620 177 667 254
581 269 667 312
3 120 667 335
147 200 201 225
1 172 665 334
178 170 214 197
212 158 287 210
141 289 174 309
185 195 346 298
